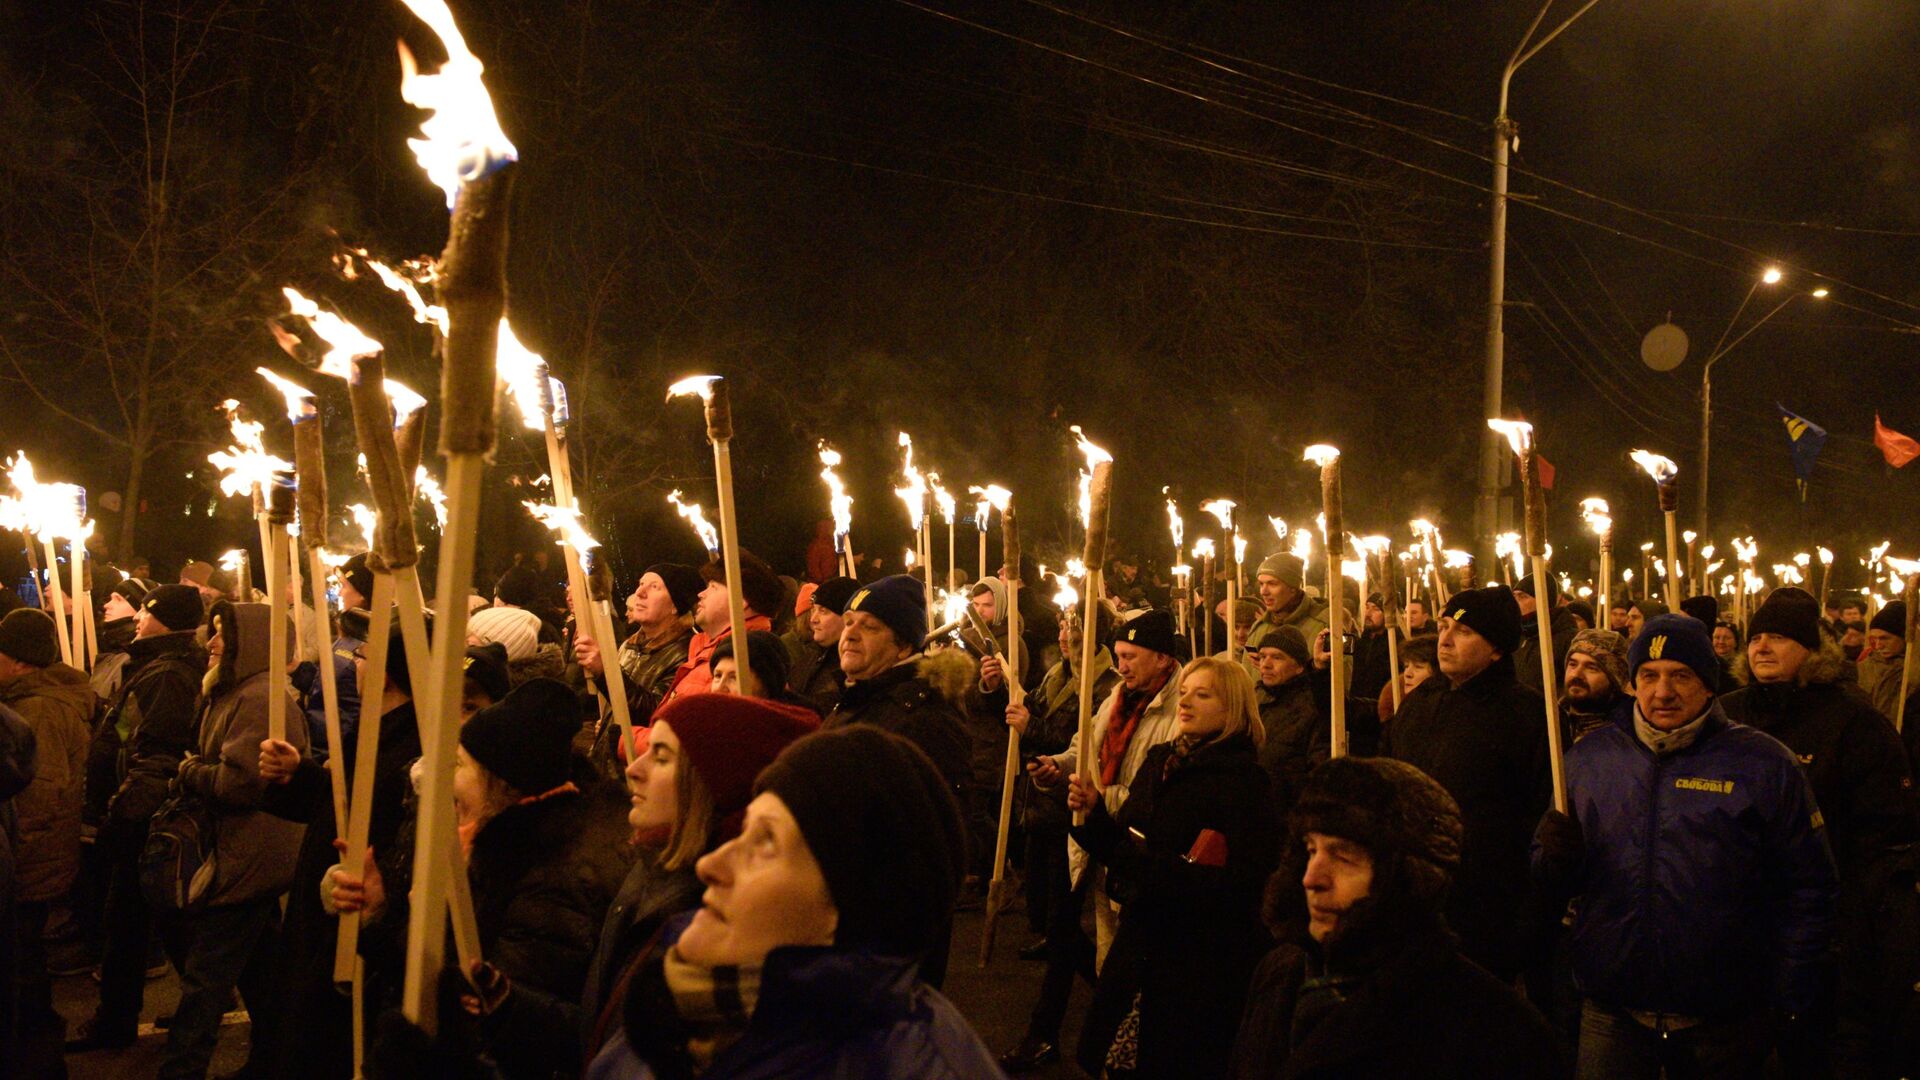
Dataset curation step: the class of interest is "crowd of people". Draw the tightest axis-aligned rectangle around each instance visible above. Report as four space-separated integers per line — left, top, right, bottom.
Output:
0 531 1916 1079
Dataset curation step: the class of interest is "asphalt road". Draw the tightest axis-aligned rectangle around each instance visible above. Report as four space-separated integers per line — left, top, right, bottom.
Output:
55 900 1091 1079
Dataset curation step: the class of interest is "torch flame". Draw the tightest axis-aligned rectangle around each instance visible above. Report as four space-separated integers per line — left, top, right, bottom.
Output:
1268 516 1287 542
1485 419 1533 457
1191 539 1215 561
385 380 428 424
1793 552 1810 568
1443 549 1473 569
219 549 247 575
256 368 317 423
1817 547 1833 566
1069 425 1113 467
1289 527 1314 562
1629 450 1679 485
415 467 448 529
819 443 854 545
522 500 600 554
364 257 449 333
1683 530 1698 545
394 0 518 208
929 475 956 524
1700 544 1716 561
1065 558 1087 580
666 490 720 557
283 287 386 380
1885 556 1920 578
1409 518 1436 541
1343 558 1366 586
346 504 378 551
1199 499 1235 530
1053 581 1079 612
665 375 720 403
1302 444 1341 468
893 432 927 531
207 400 294 501
1234 533 1247 568
1165 498 1184 550
496 320 564 432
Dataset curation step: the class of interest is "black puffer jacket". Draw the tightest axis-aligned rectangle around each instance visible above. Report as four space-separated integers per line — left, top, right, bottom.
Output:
823 657 971 801
786 638 845 716
93 630 205 848
1720 641 1917 896
467 785 633 1079
1378 657 1551 981
1257 675 1323 818
1071 733 1280 1079
1513 607 1579 695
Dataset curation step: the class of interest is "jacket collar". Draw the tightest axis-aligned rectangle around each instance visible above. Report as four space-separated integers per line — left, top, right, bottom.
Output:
127 629 201 661
1441 655 1517 699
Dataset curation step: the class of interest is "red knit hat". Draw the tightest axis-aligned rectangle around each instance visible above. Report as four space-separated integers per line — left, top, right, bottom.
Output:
649 693 820 841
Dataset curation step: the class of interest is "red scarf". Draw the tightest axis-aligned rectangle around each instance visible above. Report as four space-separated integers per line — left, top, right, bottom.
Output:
1099 668 1171 786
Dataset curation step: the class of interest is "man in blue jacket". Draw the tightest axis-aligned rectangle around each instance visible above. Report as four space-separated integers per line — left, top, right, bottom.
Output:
1533 613 1837 1079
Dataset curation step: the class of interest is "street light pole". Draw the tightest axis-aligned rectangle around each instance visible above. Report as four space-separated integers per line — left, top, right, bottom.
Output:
1480 0 1605 558
1696 272 1822 538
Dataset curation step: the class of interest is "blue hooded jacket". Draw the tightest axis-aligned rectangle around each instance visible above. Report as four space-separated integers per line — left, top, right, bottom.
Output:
1539 701 1837 1018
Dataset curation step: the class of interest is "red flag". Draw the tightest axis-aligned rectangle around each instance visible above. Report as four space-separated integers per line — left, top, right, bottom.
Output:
1536 454 1557 491
1875 415 1920 468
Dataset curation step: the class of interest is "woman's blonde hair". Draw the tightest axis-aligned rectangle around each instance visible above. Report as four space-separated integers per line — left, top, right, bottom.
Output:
1180 656 1265 748
660 759 717 872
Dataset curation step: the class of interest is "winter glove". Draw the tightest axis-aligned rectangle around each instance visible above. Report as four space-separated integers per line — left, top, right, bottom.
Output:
460 960 512 1017
1531 809 1585 900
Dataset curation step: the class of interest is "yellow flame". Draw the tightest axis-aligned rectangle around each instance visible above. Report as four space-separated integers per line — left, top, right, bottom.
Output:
940 588 968 625
1485 418 1533 456
1199 499 1235 530
1289 528 1314 562
1683 530 1698 545
1884 556 1920 578
1066 557 1087 580
903 546 916 570
1165 499 1185 549
968 484 1010 532
1053 580 1079 612
667 490 720 555
255 368 317 423
1234 533 1247 567
385 380 427 424
415 467 448 529
665 374 720 402
1268 516 1287 542
1303 444 1341 467
283 288 385 379
1629 449 1678 485
394 0 518 208
1622 568 1635 583
929 474 956 524
1170 563 1191 581
523 499 599 553
818 443 853 543
346 504 378 551
365 258 448 333
1793 551 1810 568
1700 544 1716 561
207 403 293 501
1342 558 1366 585
1408 518 1436 540
219 549 247 574
894 432 926 531
1191 539 1215 560
1443 549 1472 569
1069 425 1113 467
1817 546 1833 566
496 320 559 431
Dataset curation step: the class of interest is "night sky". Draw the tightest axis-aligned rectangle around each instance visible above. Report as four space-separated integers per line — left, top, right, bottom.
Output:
2 0 1916 590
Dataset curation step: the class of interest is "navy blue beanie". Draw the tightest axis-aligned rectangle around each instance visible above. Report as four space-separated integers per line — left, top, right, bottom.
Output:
844 574 928 650
1628 613 1720 693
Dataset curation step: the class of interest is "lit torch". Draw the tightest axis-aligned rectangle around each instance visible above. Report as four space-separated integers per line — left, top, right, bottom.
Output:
894 432 931 614
980 483 1024 966
666 490 721 560
1304 445 1349 758
1581 498 1613 620
1491 418 1567 812
931 473 957 592
1630 449 1682 610
1817 546 1834 610
1885 555 1920 734
667 376 754 696
819 444 855 578
1201 499 1241 662
969 484 1010 587
1071 425 1114 825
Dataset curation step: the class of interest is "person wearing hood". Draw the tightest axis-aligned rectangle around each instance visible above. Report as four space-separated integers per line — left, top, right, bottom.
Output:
1854 600 1907 722
1513 574 1579 695
1718 587 1915 1076
1533 614 1839 1079
160 600 310 1080
1247 553 1329 654
584 725 999 1080
998 599 1120 1075
1066 656 1279 1078
576 563 703 733
68 583 206 1053
1380 584 1550 986
0 608 96 1073
89 576 155 702
1231 757 1560 1080
467 692 817 1075
1561 629 1630 744
786 576 856 715
662 550 781 707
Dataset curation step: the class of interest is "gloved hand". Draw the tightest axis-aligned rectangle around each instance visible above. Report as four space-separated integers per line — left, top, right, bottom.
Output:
460 960 512 1017
1531 809 1585 897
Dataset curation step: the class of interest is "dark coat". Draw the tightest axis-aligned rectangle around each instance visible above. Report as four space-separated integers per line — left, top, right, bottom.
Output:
1257 674 1324 818
93 630 205 848
0 663 95 901
1538 704 1837 1017
786 638 845 716
485 851 699 1074
613 627 693 724
1018 653 1118 831
823 657 971 801
0 703 36 910
586 913 1002 1080
1229 924 1560 1080
1379 657 1550 980
1347 625 1398 705
467 785 634 1079
1513 607 1579 695
1070 733 1280 1078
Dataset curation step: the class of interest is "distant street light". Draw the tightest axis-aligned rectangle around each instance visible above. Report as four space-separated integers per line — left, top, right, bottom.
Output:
1479 0 1606 559
1696 268 1827 535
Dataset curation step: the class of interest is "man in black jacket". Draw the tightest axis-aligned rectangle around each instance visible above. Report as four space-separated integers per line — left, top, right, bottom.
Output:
1514 574 1578 695
787 576 857 715
1380 583 1550 984
68 584 206 1052
1230 756 1559 1079
1720 586 1916 1077
822 574 971 987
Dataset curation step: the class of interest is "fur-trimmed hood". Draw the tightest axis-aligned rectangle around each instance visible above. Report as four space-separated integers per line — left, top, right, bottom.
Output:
1791 637 1849 687
509 641 567 689
917 648 976 706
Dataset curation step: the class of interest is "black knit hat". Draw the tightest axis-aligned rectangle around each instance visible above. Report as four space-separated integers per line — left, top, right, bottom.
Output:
1254 625 1311 669
340 553 374 604
843 574 927 650
0 609 59 668
1629 613 1720 692
1869 601 1907 638
1114 608 1180 658
1679 595 1719 627
700 548 783 621
492 564 544 609
812 576 861 617
710 629 793 696
1438 584 1523 655
754 726 965 960
1748 586 1823 652
1291 756 1463 906
641 562 705 616
459 677 581 795
462 642 511 703
111 577 157 608
142 583 205 633
1513 573 1558 607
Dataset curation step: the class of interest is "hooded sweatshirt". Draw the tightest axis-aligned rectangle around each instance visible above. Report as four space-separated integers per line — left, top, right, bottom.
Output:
174 602 309 906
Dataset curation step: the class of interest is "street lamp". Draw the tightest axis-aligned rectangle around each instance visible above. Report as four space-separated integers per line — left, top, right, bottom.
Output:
1479 0 1607 558
1696 268 1826 536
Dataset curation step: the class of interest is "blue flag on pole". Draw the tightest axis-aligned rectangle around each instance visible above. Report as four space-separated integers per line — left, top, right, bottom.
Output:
1777 403 1827 501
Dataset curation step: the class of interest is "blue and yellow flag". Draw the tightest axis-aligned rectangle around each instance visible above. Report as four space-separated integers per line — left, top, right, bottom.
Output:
1777 403 1827 501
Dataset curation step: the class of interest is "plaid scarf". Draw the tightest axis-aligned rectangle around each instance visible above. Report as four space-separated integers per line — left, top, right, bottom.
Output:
1099 668 1172 786
662 945 761 1072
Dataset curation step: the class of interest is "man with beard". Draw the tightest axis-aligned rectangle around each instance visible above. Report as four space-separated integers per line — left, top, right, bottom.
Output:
1562 629 1630 743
